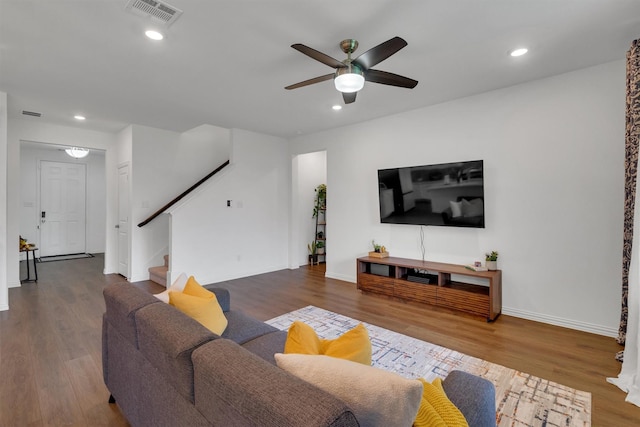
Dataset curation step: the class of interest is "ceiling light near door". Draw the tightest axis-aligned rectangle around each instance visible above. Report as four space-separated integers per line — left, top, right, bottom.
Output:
65 147 90 159
74 115 86 120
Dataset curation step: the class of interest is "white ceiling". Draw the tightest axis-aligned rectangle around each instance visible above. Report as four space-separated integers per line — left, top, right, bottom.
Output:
1 0 639 138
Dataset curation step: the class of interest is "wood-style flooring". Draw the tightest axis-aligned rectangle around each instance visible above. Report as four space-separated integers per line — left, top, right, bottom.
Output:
1 255 638 426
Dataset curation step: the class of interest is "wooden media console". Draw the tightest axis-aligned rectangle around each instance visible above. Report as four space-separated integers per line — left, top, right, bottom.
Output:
356 256 502 321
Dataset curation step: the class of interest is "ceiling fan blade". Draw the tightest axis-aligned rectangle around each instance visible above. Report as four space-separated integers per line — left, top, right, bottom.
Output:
343 92 357 104
365 69 418 88
285 74 334 90
353 36 407 70
291 44 347 69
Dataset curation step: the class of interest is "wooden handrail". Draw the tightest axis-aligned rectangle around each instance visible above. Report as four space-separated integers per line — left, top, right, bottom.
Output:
137 160 230 227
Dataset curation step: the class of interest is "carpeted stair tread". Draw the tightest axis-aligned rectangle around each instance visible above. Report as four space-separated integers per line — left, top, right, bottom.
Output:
148 255 169 287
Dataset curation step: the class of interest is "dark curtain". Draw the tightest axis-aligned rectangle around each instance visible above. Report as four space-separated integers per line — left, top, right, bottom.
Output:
618 39 640 361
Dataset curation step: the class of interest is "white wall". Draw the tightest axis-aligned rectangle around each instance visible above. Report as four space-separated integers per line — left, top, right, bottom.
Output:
294 151 327 266
0 92 8 311
129 124 231 281
19 144 106 254
7 119 118 287
291 60 625 337
169 129 289 284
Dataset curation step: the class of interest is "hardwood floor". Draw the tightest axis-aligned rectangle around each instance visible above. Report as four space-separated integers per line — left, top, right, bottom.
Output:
1 256 638 426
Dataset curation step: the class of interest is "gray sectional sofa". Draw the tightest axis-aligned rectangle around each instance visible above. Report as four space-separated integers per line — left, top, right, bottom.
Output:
102 282 496 427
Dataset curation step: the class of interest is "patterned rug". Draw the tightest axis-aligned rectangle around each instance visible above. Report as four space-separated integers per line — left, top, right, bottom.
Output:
266 306 591 427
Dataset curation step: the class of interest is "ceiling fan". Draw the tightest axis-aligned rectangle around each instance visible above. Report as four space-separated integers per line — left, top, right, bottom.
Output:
285 36 418 104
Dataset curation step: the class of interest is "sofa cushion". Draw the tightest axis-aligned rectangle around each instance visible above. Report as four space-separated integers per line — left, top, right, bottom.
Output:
193 339 359 427
275 353 422 427
442 370 496 427
203 286 230 312
284 320 372 365
135 302 217 403
221 310 279 344
103 282 161 348
414 377 468 427
242 330 287 364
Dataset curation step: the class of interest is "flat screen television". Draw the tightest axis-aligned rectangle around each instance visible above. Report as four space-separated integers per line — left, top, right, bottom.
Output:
378 160 484 228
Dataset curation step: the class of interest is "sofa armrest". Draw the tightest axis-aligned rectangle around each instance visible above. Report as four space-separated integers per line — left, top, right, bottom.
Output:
204 286 230 312
442 370 496 427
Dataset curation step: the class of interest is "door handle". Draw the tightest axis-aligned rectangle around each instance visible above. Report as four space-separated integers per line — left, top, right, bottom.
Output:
115 225 120 229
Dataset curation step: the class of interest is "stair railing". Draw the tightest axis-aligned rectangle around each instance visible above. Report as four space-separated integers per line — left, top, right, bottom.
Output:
137 160 230 227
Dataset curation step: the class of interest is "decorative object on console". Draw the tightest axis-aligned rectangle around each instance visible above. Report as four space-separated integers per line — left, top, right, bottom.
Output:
485 251 499 271
368 239 389 258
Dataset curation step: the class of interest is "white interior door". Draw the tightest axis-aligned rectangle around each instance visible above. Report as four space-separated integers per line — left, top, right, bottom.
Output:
40 161 87 257
117 164 130 278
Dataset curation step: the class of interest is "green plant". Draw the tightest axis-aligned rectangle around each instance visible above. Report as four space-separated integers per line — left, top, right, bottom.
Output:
485 251 499 261
316 240 325 249
371 240 382 252
312 184 327 218
307 241 317 255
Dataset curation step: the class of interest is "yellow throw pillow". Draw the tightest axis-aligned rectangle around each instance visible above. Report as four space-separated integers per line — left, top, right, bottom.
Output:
182 275 215 299
413 377 469 427
284 321 372 365
168 279 228 335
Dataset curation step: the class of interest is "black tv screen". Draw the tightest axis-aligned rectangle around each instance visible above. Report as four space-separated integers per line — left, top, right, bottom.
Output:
378 160 484 228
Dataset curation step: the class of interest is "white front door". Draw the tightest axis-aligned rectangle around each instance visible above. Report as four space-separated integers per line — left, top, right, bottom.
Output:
39 161 87 257
117 164 130 278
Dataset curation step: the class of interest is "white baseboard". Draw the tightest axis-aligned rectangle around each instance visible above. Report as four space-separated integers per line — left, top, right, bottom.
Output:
325 271 355 283
502 306 618 338
8 280 21 288
321 273 618 338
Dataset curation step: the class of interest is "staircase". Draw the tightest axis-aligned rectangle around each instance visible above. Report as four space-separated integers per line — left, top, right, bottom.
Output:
148 255 169 287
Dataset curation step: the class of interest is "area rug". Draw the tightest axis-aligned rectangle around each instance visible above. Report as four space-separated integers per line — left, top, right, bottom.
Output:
266 305 591 427
38 253 94 262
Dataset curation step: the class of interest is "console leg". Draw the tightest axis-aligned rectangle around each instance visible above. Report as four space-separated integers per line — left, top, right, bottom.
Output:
108 394 116 404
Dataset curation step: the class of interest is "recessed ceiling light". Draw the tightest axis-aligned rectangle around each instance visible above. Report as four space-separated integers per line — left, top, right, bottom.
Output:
509 48 528 57
332 105 342 111
145 30 164 41
74 115 86 120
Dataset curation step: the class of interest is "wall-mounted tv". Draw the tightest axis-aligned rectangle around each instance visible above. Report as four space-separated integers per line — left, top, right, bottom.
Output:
378 160 484 228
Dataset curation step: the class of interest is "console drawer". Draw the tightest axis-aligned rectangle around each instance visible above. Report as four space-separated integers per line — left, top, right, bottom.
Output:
357 273 394 296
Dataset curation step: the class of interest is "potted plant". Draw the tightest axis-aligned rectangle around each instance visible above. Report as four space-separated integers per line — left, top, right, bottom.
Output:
316 240 325 255
312 184 327 218
369 240 388 258
485 251 499 270
307 242 317 265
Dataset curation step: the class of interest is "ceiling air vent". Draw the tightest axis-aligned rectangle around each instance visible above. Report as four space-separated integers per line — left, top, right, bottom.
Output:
125 0 183 26
22 110 41 117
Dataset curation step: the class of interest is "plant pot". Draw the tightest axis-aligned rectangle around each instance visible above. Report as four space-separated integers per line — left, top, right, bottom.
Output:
486 261 497 271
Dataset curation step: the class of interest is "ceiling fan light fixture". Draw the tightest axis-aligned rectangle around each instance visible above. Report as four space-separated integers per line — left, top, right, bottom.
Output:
65 147 90 159
334 68 365 93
